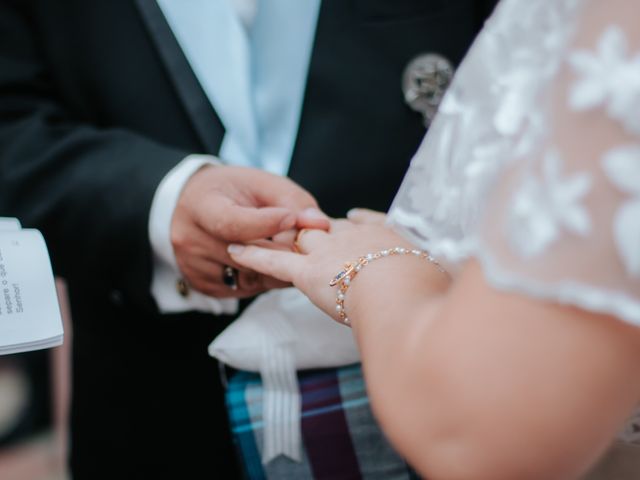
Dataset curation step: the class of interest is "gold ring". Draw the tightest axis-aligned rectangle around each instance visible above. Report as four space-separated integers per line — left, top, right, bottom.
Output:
293 228 311 253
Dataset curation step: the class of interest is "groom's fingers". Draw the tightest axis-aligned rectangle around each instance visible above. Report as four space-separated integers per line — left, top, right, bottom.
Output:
292 228 330 254
347 208 387 225
296 207 331 231
271 229 297 248
228 244 303 283
202 197 296 242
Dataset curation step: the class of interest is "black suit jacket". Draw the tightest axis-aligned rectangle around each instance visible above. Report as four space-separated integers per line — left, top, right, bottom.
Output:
0 0 495 478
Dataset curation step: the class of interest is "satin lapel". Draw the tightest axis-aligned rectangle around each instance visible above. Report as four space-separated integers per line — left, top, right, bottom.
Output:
134 0 224 155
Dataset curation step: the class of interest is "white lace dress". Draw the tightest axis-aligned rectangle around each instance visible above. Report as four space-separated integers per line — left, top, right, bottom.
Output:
387 0 640 475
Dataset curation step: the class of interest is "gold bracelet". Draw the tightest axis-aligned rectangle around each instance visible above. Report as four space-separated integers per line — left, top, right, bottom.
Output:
329 247 447 326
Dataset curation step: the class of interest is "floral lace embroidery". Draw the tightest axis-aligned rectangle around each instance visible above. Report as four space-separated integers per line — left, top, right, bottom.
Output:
508 150 592 258
387 0 640 447
568 26 640 135
389 0 640 337
602 145 640 277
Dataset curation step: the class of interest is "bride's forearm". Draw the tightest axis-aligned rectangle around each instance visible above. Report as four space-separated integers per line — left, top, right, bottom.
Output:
345 260 636 480
345 257 464 476
348 272 544 480
343 253 466 472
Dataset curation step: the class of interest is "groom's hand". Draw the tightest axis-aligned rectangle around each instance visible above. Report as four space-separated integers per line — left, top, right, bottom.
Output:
271 207 384 248
171 165 325 298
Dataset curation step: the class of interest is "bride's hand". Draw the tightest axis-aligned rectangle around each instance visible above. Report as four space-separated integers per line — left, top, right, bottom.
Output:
228 218 414 322
346 208 387 225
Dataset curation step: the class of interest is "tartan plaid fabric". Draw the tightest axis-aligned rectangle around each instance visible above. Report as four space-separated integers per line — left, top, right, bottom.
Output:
226 363 420 480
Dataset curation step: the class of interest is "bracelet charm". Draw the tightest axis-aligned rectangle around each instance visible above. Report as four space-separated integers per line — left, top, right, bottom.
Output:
329 247 446 326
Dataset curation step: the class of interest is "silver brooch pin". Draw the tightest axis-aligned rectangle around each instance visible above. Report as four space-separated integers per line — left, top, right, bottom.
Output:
402 53 454 127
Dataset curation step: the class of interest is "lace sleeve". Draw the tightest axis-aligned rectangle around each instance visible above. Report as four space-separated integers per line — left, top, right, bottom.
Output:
476 1 640 325
388 0 640 326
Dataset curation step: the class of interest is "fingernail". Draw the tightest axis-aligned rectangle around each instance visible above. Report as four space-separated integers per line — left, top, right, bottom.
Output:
227 244 245 255
346 208 361 219
303 207 328 220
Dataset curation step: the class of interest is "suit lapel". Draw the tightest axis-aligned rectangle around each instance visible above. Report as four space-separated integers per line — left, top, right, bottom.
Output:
135 0 224 155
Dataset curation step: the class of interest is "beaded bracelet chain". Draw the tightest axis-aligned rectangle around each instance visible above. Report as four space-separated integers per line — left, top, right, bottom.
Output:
329 247 447 327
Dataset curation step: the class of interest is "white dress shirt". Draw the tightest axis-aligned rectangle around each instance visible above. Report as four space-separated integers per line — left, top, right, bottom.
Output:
148 0 321 313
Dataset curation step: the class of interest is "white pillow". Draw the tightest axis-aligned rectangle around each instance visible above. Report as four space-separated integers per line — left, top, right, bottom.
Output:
208 288 361 463
208 287 360 371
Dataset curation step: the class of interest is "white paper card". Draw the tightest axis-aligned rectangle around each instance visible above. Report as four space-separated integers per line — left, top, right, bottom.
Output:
0 226 63 355
0 217 21 231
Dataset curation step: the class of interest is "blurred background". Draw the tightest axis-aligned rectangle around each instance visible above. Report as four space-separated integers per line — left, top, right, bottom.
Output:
0 279 71 480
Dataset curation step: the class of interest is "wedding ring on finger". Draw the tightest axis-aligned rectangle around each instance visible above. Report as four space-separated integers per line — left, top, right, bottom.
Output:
222 265 239 290
293 228 311 253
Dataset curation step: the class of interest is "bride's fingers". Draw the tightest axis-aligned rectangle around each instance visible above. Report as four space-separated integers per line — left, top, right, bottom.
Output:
251 237 294 251
271 229 297 247
273 225 338 250
347 208 387 225
328 218 354 233
294 228 330 253
296 207 331 231
227 244 303 283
